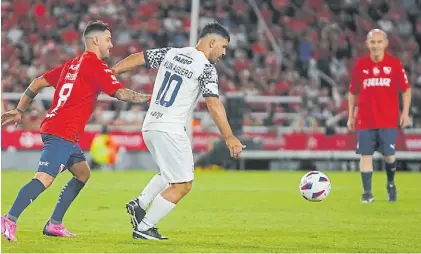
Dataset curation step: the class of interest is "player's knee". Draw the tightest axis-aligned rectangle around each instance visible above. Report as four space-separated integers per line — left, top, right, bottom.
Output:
183 181 193 194
74 170 91 183
34 172 55 188
172 182 193 196
384 155 396 163
70 161 91 183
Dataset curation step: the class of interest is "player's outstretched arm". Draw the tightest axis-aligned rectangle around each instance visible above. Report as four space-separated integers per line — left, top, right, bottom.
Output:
16 77 51 112
111 52 146 75
205 97 244 158
1 77 51 126
113 88 151 104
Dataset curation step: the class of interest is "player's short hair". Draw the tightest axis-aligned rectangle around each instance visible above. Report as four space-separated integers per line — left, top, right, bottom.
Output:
83 21 111 38
199 22 230 42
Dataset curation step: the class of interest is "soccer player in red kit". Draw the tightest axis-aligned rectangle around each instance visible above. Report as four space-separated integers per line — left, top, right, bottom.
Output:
347 29 411 203
1 21 150 241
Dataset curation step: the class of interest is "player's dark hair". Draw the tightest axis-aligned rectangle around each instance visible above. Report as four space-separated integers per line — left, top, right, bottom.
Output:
199 22 230 42
83 21 110 37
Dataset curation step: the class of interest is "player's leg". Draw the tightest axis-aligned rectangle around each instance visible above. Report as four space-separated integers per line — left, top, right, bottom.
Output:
138 174 169 210
134 181 192 240
134 131 194 240
135 180 192 241
1 134 73 241
126 173 169 229
356 130 376 203
44 147 89 237
379 129 398 201
125 131 170 229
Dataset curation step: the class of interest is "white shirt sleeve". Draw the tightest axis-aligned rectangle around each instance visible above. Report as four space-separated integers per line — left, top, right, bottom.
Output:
198 64 219 98
144 47 173 69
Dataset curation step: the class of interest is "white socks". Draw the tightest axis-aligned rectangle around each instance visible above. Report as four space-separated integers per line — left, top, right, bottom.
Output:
138 174 169 209
137 194 175 231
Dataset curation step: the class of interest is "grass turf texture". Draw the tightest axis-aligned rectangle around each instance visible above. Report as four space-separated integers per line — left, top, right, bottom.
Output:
2 170 421 253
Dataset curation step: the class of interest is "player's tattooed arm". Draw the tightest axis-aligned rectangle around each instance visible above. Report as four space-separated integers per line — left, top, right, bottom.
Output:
111 52 146 76
113 88 151 104
16 77 51 114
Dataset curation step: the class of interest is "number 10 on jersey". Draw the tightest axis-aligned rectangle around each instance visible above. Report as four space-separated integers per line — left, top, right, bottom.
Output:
155 71 182 107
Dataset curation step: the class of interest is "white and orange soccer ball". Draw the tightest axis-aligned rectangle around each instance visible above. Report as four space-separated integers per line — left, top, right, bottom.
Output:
299 171 331 202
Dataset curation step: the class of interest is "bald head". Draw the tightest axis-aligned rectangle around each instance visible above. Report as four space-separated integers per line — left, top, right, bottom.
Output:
366 29 388 61
367 29 387 40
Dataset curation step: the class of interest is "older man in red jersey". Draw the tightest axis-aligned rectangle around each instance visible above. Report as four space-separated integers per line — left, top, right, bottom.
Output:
348 29 411 203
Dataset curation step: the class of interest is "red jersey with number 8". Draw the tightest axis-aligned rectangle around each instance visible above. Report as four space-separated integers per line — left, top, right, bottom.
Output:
40 51 123 142
349 53 410 130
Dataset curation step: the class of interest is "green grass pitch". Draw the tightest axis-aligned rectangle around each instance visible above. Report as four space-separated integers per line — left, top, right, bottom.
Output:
1 170 421 253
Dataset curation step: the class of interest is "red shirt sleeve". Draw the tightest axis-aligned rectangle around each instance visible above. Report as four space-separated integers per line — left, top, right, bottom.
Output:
91 60 124 96
396 61 410 92
42 64 65 88
349 60 361 95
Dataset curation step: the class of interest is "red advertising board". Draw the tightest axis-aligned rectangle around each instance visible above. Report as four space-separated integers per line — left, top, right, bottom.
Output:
2 129 421 152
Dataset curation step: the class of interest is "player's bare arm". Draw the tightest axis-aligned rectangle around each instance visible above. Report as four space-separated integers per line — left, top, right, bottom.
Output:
1 77 51 126
400 88 411 128
111 52 146 75
347 92 358 132
113 88 151 104
205 97 244 158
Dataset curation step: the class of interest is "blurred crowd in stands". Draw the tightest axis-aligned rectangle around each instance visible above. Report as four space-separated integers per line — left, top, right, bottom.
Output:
2 0 421 132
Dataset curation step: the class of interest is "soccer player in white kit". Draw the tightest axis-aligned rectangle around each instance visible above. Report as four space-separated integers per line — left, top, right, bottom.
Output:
112 22 244 240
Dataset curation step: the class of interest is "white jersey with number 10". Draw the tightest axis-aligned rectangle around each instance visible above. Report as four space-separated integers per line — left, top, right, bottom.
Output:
142 47 219 133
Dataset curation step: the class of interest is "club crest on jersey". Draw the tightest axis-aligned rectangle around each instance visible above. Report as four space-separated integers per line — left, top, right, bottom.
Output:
383 66 391 74
373 67 380 76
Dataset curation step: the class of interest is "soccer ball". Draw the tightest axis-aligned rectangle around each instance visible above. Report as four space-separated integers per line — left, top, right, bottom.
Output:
299 171 331 202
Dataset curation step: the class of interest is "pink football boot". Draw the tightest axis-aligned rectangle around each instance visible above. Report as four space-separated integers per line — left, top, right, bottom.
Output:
1 216 17 242
43 221 76 237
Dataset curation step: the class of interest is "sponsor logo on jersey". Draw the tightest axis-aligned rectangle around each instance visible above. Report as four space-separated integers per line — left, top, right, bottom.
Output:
363 78 391 88
39 161 49 166
173 54 193 65
65 72 78 81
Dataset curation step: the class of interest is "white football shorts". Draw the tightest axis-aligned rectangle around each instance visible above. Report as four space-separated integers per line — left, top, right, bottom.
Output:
142 130 194 183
